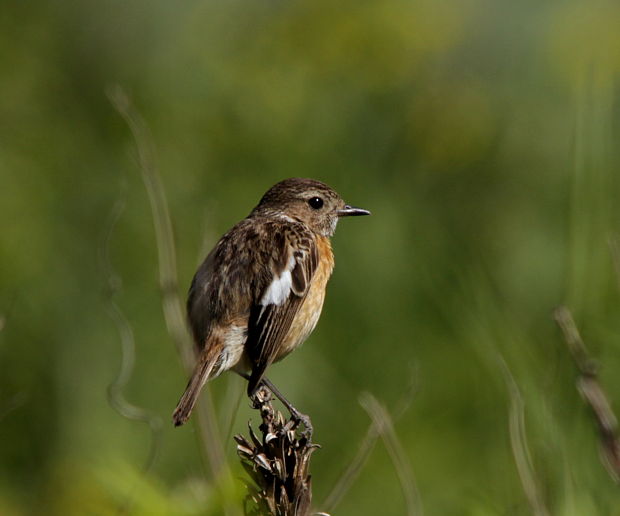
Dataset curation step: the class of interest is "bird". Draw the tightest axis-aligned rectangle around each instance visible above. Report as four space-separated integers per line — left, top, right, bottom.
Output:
172 178 370 428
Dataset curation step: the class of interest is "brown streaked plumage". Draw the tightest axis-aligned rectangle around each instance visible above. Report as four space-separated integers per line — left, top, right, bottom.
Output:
173 178 370 427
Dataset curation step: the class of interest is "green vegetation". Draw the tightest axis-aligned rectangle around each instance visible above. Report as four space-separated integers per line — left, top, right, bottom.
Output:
1 0 620 514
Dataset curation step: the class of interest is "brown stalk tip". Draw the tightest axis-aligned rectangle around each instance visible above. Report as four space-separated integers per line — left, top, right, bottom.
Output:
235 386 320 516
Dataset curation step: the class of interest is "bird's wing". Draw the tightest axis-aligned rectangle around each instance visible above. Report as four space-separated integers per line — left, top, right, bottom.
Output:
245 229 318 395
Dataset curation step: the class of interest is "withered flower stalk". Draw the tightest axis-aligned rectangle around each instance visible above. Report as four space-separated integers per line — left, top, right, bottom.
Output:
235 387 322 516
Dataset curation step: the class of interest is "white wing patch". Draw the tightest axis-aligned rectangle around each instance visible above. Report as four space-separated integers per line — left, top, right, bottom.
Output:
260 254 296 306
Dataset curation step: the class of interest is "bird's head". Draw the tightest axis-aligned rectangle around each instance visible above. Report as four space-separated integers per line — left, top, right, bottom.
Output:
253 178 370 236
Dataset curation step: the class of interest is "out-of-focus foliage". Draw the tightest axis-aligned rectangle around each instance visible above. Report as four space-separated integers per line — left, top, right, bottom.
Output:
1 0 620 514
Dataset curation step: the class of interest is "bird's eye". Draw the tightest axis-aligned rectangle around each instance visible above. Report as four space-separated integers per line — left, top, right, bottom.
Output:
308 197 324 209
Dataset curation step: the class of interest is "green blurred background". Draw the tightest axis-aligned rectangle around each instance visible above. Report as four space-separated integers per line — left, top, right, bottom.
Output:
2 0 620 514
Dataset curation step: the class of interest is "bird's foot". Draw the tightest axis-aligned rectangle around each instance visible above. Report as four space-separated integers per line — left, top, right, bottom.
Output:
289 407 313 441
249 381 313 441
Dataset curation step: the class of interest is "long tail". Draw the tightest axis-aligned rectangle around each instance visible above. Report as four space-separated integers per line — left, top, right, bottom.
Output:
172 345 220 427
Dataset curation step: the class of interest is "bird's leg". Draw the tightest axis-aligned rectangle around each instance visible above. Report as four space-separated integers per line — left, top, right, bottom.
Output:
237 372 313 439
259 377 313 439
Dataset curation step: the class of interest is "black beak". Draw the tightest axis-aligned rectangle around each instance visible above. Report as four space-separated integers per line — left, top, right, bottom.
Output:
337 205 371 217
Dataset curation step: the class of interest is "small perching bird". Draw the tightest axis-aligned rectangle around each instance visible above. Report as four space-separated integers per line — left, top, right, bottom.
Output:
173 178 370 427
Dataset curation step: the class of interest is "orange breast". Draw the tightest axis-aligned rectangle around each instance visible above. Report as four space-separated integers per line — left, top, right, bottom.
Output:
275 236 334 361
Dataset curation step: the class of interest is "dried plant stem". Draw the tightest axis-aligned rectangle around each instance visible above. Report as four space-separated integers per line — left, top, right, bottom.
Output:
235 386 319 516
554 306 620 483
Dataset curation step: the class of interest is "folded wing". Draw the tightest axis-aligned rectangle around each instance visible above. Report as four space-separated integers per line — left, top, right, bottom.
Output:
246 230 318 395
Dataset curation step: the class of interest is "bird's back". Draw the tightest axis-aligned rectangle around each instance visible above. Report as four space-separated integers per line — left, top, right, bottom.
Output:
187 216 317 351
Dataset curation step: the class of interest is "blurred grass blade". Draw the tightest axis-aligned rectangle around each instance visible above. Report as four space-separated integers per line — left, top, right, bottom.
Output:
609 235 620 292
106 85 193 370
322 412 380 512
323 372 418 512
99 183 163 510
499 357 550 516
359 392 422 516
107 85 230 487
554 306 620 483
